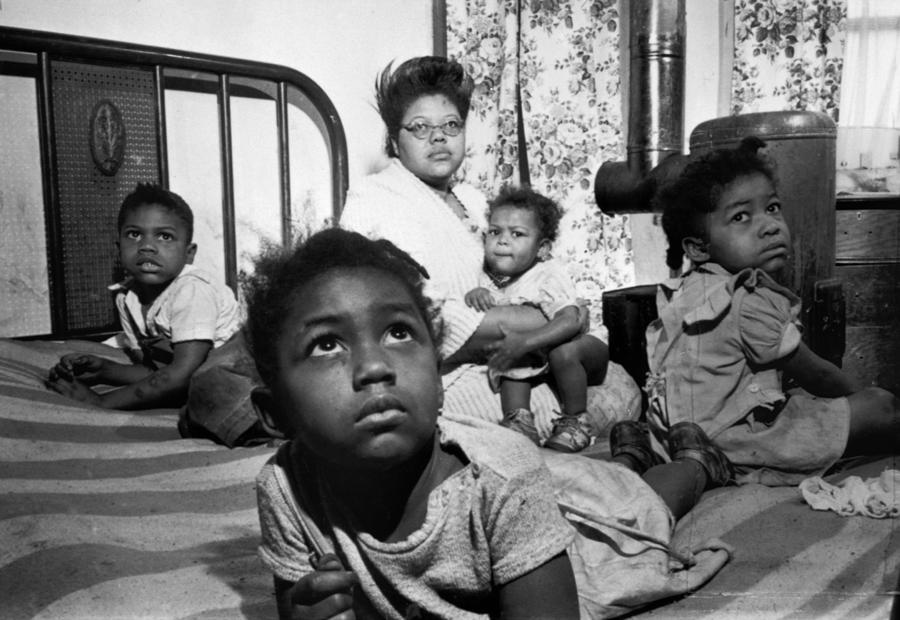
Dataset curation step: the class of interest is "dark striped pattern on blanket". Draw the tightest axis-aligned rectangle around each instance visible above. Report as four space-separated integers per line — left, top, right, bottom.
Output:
0 339 275 619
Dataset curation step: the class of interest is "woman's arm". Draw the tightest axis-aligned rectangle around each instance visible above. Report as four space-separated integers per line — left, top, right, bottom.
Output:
495 551 579 619
780 341 861 397
445 304 547 365
486 306 582 372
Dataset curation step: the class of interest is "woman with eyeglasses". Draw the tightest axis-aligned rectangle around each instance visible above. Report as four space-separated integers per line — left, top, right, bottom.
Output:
340 56 640 441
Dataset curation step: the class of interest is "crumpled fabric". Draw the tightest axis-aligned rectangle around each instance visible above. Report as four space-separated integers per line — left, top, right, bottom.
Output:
544 453 732 618
799 470 900 518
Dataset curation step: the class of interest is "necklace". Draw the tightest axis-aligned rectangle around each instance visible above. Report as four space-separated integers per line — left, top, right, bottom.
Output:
431 186 467 220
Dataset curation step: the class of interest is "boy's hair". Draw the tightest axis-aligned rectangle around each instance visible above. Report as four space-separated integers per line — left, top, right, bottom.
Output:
376 56 474 158
488 185 562 243
243 227 442 384
654 136 776 270
117 182 194 242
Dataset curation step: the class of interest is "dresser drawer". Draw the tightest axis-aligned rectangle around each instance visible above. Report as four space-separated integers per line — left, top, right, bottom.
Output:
835 209 900 263
834 264 900 325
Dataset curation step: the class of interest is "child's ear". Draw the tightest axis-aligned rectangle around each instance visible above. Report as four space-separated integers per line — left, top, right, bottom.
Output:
186 242 198 265
250 387 287 439
537 239 551 261
682 236 710 264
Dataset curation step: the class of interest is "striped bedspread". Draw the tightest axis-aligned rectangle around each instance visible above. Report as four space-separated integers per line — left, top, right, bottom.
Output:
0 338 276 619
1 337 898 619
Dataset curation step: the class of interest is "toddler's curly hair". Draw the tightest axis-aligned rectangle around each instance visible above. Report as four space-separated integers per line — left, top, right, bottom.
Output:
488 185 563 243
654 136 776 271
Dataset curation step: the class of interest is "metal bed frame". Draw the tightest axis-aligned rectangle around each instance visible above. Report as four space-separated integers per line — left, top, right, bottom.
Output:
0 26 348 339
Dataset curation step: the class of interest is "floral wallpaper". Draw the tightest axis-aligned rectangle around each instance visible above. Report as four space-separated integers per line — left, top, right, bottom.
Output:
732 0 846 120
446 0 632 335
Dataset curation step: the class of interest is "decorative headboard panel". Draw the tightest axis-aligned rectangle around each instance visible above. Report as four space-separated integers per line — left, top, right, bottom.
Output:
0 26 348 339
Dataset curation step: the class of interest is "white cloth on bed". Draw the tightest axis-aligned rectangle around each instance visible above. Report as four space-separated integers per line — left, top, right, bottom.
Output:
799 470 900 518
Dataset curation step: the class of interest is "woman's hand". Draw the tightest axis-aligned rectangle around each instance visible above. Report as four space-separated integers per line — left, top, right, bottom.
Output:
486 323 532 372
49 353 108 385
464 287 496 312
278 554 358 620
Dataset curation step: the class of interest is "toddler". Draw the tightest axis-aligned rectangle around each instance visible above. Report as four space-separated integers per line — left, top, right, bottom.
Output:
47 183 240 410
465 186 609 453
611 137 900 486
245 228 729 619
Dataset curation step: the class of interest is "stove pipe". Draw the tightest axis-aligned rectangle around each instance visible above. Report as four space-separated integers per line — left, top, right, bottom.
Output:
595 0 688 214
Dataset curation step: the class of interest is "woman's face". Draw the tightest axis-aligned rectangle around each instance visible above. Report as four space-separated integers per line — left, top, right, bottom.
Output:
393 94 465 191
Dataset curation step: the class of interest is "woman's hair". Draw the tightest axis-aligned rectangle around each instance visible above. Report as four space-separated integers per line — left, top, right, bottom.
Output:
655 136 776 270
243 227 442 384
118 182 194 242
375 56 474 157
488 185 562 243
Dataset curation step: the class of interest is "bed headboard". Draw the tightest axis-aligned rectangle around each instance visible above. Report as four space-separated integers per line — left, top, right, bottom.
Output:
0 26 348 340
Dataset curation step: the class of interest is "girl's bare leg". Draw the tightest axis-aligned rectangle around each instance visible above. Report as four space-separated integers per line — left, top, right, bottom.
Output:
548 335 609 415
500 379 532 413
642 460 707 521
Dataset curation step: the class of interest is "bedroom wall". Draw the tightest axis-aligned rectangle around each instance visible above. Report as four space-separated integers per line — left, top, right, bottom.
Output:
0 0 434 184
0 0 727 290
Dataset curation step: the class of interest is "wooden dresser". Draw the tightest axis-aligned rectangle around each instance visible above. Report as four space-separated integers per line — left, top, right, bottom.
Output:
834 194 900 394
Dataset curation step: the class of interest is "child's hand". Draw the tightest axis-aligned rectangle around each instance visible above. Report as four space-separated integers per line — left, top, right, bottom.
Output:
49 354 107 385
288 553 358 620
45 374 102 406
486 323 531 372
465 287 496 312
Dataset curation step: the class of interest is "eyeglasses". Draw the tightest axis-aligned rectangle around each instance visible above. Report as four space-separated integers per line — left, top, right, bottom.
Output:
400 119 465 140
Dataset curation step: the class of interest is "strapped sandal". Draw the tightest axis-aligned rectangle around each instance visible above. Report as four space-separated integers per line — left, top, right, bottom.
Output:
499 408 541 445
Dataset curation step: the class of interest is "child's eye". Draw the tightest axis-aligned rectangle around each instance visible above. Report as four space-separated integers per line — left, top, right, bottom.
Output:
158 232 174 241
731 212 748 223
385 323 414 344
125 231 141 240
486 229 499 237
308 335 345 357
767 202 782 213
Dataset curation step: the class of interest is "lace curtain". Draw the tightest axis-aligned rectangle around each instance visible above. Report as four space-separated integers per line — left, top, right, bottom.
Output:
446 0 634 331
731 0 847 119
841 0 900 128
839 0 900 172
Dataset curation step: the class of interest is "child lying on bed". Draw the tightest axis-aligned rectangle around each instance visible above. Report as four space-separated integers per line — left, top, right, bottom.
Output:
46 183 241 410
244 228 729 619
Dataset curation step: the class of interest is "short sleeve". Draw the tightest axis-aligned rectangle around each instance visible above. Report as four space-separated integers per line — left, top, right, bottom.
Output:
166 279 219 343
256 458 314 583
482 458 574 585
738 286 802 365
534 265 579 319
